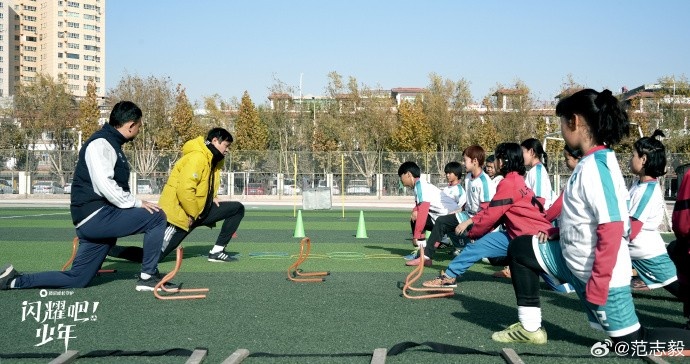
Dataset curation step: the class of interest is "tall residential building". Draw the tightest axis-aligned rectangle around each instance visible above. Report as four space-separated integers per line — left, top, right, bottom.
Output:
3 0 104 99
0 2 9 98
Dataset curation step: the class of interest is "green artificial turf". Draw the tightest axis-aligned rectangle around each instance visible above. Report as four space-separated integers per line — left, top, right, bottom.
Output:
0 207 686 363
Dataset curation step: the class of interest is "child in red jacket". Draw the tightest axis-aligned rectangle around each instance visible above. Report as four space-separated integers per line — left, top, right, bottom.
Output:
669 164 690 327
422 142 551 288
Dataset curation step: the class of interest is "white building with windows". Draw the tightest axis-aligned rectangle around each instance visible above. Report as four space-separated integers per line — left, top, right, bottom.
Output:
1 0 105 100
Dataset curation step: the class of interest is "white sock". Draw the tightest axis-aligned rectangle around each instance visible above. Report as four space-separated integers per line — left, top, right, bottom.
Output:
518 306 542 332
209 245 224 254
140 272 152 280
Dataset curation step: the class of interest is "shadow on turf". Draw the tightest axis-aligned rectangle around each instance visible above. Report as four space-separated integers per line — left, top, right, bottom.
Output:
450 290 598 347
365 244 416 257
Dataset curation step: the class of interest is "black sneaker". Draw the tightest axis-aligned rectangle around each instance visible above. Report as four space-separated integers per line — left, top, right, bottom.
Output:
208 251 237 262
135 273 179 292
0 264 19 290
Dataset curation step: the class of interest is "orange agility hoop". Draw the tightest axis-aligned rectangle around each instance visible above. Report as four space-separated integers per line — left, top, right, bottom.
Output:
154 246 209 300
62 237 115 274
402 253 454 299
287 237 330 282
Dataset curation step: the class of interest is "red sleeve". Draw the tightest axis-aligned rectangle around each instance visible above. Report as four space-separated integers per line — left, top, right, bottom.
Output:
479 201 490 211
585 221 624 306
629 217 643 242
414 202 430 239
544 191 563 222
468 180 513 239
673 169 690 242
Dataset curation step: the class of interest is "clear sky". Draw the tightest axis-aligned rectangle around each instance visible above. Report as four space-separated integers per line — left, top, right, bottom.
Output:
106 0 690 106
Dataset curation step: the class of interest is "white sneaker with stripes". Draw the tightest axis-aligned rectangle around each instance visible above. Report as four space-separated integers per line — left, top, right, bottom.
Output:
208 251 237 262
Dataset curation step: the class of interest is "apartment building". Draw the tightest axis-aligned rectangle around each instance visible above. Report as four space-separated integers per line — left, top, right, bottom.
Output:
0 2 8 98
1 0 104 99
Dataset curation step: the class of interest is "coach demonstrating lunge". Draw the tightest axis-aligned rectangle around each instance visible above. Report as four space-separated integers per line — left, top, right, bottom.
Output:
109 127 245 264
0 101 177 292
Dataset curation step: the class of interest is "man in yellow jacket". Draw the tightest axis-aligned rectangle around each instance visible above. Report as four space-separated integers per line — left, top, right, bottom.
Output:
110 128 245 262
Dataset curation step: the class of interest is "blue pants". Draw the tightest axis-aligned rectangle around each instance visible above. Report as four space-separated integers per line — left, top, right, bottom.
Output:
15 205 166 289
445 231 509 278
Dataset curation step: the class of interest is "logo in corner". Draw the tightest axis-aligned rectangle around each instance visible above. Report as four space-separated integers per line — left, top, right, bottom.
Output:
590 339 612 357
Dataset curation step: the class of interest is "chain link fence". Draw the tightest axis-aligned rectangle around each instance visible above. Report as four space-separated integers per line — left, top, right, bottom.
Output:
0 149 688 199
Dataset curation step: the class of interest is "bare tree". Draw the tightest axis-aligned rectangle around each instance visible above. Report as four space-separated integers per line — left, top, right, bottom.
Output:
107 73 176 177
657 75 690 153
484 80 538 144
14 74 78 185
325 72 396 184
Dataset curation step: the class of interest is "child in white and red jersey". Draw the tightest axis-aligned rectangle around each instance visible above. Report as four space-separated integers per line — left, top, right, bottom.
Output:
405 161 467 264
397 161 459 253
493 88 690 349
628 130 680 296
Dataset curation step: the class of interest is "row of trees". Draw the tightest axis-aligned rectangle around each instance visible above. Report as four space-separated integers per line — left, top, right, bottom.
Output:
0 72 688 183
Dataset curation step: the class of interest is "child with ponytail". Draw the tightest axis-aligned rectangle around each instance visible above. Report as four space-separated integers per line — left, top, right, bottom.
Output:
493 89 690 350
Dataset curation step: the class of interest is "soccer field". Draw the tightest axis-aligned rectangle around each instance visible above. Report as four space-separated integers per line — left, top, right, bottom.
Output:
0 207 685 363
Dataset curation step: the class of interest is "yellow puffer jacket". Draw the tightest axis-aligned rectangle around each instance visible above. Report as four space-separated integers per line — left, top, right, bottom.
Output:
159 136 220 231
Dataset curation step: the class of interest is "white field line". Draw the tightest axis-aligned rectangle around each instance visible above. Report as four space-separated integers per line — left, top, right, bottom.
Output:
0 212 70 219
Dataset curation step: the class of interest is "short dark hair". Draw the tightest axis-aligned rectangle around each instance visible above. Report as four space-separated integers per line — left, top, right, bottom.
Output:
486 155 496 163
634 129 667 178
463 145 486 166
109 101 142 128
444 161 463 177
398 161 420 178
206 128 233 144
494 142 526 176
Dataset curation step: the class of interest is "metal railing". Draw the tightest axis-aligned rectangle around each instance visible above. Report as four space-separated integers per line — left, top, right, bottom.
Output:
1 149 688 198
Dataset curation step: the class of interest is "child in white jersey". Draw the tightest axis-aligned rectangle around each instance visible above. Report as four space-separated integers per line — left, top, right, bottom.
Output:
463 145 496 216
405 162 467 264
493 88 690 350
398 161 459 255
485 155 504 186
521 138 555 210
627 130 680 297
